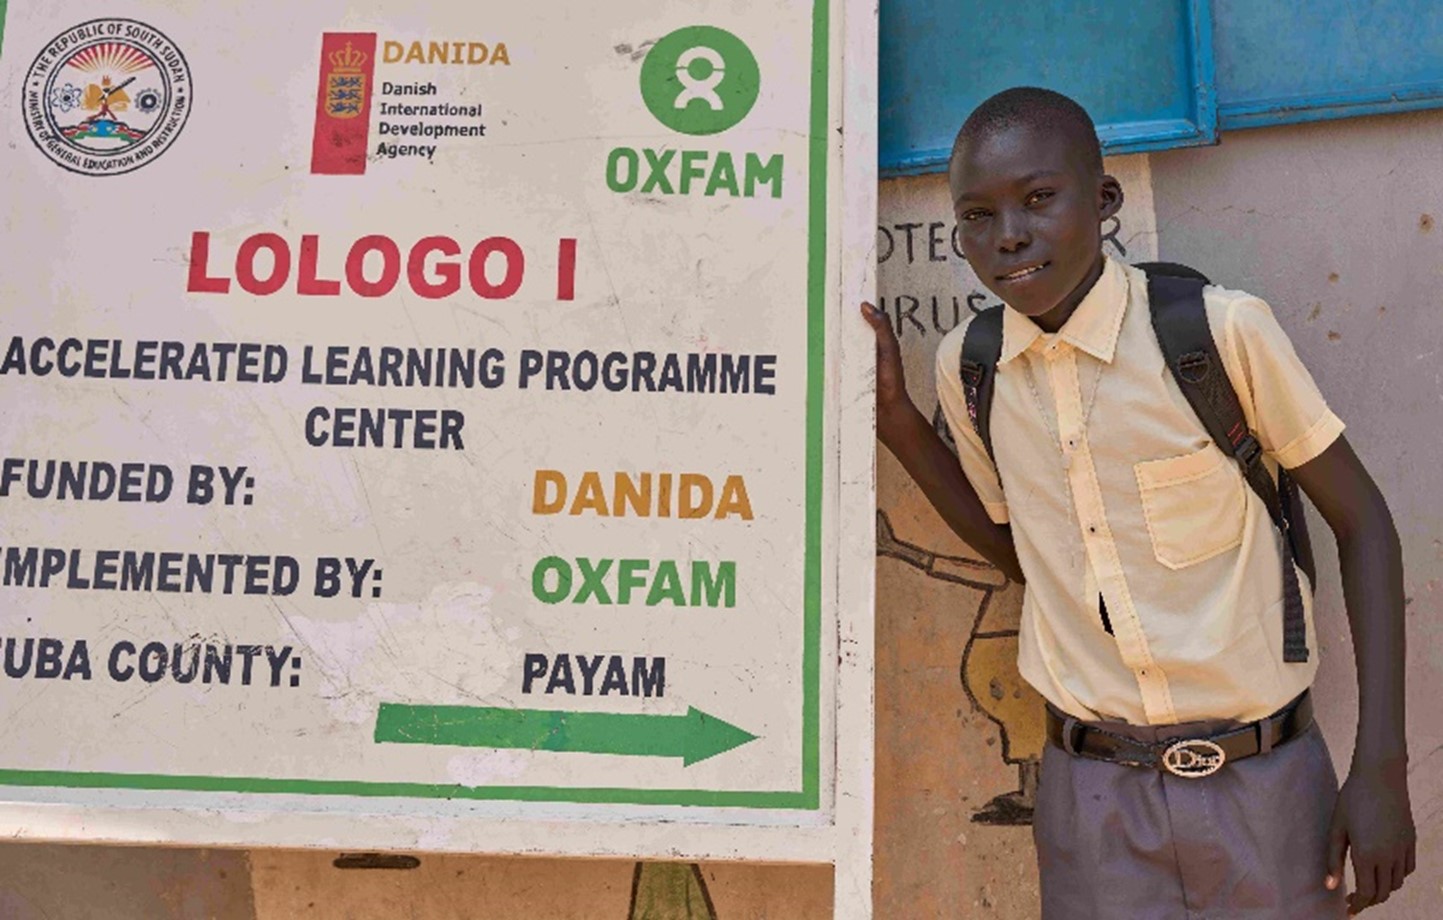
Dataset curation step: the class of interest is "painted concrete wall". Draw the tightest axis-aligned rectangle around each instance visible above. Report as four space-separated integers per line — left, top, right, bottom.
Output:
1150 109 1443 920
0 845 834 919
868 108 1443 919
866 109 1443 918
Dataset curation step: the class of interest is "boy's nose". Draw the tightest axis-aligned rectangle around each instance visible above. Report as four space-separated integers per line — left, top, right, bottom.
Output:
997 211 1031 252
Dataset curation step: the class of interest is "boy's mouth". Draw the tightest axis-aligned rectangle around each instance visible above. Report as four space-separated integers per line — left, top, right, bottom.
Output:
996 261 1050 283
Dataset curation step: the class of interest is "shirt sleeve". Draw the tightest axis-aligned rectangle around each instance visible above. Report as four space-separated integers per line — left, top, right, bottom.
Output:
934 324 1010 524
1216 294 1346 469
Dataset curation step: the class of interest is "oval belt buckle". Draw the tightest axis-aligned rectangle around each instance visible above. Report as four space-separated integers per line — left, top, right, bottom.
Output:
1161 739 1226 778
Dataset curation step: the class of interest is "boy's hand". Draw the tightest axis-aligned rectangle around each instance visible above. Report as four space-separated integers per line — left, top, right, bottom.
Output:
856 303 1023 581
1325 760 1416 914
1292 438 1414 914
860 302 914 448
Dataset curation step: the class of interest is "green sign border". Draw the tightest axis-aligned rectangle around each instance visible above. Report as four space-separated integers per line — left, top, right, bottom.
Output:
0 0 829 812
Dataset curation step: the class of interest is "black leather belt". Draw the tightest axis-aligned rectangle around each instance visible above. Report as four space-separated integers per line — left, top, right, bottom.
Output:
1045 691 1313 778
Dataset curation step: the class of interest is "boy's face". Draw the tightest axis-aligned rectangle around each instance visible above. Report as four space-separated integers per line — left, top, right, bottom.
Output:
950 123 1122 325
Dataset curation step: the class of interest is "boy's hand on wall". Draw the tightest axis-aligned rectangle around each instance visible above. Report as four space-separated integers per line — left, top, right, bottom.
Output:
859 303 1023 581
861 302 914 449
1326 760 1416 914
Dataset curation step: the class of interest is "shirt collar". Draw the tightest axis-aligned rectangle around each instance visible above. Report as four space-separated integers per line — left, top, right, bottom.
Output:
998 256 1130 365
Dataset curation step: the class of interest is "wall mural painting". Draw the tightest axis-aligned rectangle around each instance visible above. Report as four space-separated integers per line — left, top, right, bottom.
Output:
876 509 1043 826
628 862 718 920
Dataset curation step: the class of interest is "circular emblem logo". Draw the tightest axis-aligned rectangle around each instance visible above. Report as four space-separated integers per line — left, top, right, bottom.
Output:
22 19 192 176
639 26 759 136
1161 739 1226 778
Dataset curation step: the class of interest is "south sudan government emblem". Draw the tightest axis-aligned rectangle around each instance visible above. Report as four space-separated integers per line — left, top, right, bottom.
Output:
23 19 192 176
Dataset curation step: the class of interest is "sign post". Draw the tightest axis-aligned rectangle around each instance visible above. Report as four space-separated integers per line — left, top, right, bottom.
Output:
0 0 876 911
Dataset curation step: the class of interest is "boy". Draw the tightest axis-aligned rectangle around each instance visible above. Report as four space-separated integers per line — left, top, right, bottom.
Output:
862 88 1415 917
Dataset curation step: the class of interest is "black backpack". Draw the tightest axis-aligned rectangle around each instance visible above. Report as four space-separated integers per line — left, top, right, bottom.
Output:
956 263 1316 663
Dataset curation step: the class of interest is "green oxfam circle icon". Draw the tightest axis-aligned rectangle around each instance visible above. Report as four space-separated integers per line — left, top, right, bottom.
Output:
640 26 760 135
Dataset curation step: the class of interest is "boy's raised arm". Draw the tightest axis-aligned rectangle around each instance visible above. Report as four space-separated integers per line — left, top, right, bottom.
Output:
1290 435 1416 914
862 303 1023 584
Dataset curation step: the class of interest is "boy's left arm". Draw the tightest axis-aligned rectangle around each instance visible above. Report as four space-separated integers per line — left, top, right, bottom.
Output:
1290 435 1416 914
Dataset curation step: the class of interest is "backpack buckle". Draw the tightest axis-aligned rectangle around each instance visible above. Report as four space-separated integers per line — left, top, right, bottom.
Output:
1234 433 1263 468
959 359 984 388
1177 351 1210 383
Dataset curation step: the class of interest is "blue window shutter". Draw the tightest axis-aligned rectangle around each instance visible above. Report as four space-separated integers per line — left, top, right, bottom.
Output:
1214 0 1443 129
879 0 1218 176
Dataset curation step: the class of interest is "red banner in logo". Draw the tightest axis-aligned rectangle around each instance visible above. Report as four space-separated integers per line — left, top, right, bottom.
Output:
310 33 377 175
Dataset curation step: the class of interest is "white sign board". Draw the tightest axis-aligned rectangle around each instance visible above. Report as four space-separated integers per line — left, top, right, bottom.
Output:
0 0 876 885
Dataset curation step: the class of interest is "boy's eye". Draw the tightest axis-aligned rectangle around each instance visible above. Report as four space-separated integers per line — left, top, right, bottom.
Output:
1025 189 1055 206
960 209 991 222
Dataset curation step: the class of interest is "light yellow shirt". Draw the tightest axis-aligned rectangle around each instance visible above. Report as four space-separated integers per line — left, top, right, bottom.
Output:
935 257 1345 725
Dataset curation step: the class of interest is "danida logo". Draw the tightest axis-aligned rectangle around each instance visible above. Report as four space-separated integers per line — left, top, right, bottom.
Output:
310 33 379 175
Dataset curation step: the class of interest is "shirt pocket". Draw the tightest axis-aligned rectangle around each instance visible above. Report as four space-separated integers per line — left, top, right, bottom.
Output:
1133 444 1247 570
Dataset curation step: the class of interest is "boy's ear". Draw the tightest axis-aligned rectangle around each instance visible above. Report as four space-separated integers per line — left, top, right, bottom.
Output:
1098 174 1124 221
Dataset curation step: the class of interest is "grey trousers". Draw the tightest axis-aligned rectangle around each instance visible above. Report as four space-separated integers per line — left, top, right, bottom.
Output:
1034 713 1348 919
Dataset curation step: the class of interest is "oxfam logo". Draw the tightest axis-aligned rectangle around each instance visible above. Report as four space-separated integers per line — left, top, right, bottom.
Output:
609 27 778 199
640 26 760 136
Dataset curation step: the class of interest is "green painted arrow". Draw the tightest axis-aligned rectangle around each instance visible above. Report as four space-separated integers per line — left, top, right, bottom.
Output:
374 703 758 767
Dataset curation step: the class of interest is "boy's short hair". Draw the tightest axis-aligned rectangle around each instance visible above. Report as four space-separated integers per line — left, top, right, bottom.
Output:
950 87 1104 178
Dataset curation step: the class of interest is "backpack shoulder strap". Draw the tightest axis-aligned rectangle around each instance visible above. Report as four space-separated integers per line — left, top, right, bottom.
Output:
958 305 1005 463
1145 270 1311 663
